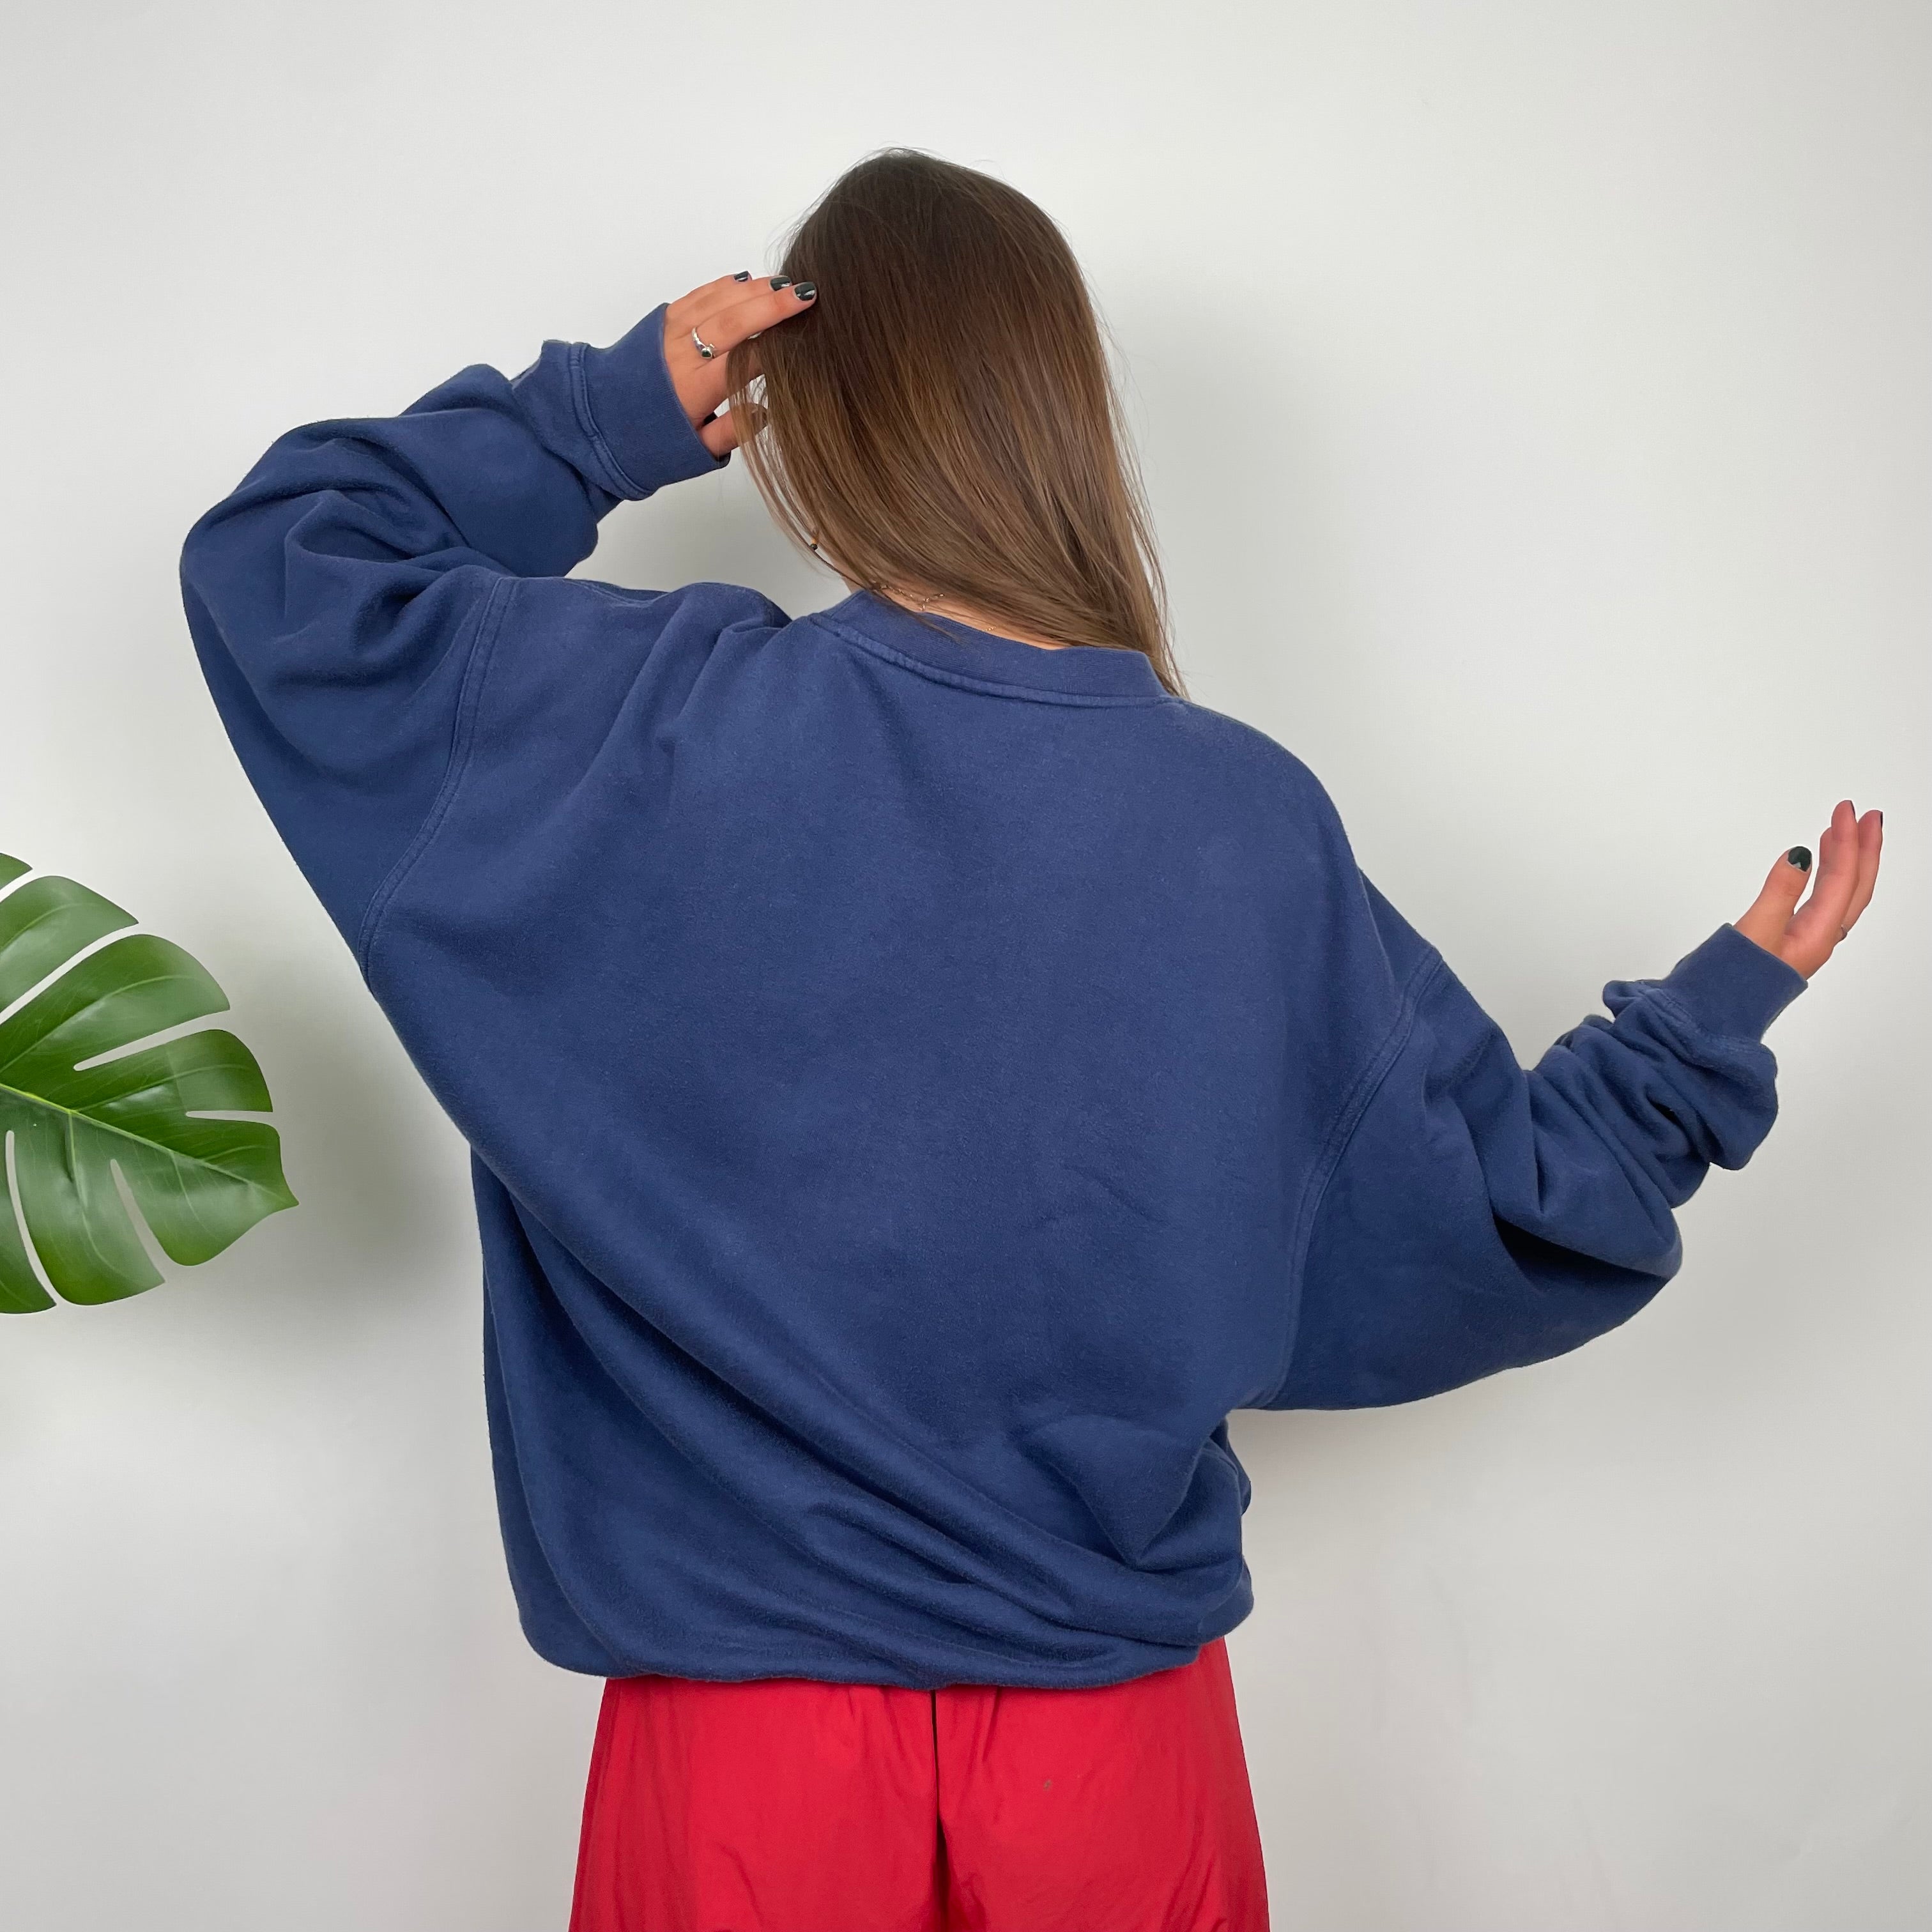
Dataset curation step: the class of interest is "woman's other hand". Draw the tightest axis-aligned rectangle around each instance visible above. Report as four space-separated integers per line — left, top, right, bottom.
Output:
662 272 817 459
1735 799 1883 977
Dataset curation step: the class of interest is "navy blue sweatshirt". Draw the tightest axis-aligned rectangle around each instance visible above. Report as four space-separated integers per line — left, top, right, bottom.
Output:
181 303 1809 1688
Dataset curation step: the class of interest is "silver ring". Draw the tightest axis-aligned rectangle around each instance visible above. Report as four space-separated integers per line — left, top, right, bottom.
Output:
691 327 717 360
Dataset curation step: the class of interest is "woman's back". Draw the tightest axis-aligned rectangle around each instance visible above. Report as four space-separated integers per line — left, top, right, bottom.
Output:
182 300 1807 1687
379 565 1371 1684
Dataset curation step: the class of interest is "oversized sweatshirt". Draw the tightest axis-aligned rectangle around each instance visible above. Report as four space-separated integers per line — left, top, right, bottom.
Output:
180 303 1809 1689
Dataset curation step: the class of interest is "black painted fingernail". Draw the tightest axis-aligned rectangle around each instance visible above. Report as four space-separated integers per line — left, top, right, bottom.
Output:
770 275 792 289
1874 810 1883 826
1786 845 1812 871
793 282 816 300
732 270 751 282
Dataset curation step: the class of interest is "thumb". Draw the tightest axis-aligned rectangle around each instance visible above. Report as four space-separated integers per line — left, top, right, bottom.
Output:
1733 845 1811 964
697 397 768 460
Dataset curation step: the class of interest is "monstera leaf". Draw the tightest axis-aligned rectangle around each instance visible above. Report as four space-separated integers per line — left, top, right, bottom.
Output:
0 852 295 1312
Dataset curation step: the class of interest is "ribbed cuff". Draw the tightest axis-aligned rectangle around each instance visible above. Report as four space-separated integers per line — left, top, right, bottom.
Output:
575 304 728 499
1655 922 1809 1041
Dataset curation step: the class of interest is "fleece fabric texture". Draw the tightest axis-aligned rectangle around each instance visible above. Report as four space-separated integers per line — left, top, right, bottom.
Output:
180 303 1809 1688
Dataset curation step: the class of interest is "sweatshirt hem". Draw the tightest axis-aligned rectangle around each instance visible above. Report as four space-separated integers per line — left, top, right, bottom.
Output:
530 1621 1250 1692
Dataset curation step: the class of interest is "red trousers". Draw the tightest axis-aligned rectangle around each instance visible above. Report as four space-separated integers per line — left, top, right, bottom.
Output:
569 1637 1268 1931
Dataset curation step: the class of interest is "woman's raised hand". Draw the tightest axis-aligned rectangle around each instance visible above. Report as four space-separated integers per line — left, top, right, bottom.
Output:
662 272 817 459
1734 799 1883 978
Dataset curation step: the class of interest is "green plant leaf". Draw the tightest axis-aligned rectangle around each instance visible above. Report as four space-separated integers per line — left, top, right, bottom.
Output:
0 855 296 1312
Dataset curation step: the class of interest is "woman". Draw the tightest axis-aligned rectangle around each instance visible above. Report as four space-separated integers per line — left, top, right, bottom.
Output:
181 150 1881 1931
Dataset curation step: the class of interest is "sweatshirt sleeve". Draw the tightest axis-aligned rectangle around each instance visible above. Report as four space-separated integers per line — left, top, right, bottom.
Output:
1264 880 1809 1409
178 304 724 952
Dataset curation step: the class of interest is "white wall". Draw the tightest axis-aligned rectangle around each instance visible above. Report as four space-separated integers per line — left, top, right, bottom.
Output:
1 3 1924 1926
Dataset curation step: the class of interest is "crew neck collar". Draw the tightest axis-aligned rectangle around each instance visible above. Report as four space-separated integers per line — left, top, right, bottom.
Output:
809 590 1170 705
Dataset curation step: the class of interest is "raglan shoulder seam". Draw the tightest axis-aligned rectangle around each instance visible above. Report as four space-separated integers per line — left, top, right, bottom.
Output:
1256 944 1449 1407
355 572 515 977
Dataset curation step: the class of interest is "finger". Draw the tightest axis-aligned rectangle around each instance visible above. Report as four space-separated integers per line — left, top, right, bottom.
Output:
1789 799 1862 950
664 277 817 422
1838 808 1883 933
681 279 815 397
689 274 818 342
1734 844 1813 959
658 272 756 425
664 270 759 336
